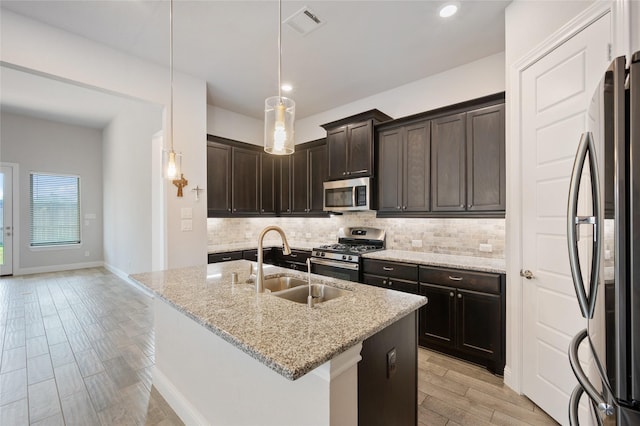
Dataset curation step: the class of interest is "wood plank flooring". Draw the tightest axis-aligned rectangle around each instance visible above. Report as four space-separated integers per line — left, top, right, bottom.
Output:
1 268 559 425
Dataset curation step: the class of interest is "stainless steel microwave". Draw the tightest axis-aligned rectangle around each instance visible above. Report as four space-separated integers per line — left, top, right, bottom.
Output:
323 177 371 212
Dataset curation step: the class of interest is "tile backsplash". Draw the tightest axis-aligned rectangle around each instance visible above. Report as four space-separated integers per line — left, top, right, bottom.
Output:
207 212 505 259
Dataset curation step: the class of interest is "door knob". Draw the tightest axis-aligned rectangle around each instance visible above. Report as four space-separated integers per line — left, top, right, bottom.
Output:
520 270 535 280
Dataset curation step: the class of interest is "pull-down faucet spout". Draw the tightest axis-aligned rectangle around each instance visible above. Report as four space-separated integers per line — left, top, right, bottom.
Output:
256 226 291 293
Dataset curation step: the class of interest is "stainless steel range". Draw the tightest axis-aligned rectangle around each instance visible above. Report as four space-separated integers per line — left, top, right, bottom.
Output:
310 227 385 282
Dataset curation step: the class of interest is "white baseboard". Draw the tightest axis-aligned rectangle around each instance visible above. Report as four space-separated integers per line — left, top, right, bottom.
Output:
103 263 155 298
14 261 104 276
503 365 520 394
151 366 209 426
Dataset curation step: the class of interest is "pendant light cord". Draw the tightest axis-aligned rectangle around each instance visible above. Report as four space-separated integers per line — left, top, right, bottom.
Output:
169 0 174 153
278 0 282 102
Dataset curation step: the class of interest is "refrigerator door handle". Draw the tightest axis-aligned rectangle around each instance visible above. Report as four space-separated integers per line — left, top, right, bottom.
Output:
569 329 615 419
567 132 603 319
569 384 604 426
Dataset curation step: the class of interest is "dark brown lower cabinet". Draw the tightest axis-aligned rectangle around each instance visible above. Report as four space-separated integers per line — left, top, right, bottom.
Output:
358 311 417 426
418 266 505 375
207 251 243 263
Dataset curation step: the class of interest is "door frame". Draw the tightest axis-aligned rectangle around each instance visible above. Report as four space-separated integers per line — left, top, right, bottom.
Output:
505 0 630 393
0 162 19 276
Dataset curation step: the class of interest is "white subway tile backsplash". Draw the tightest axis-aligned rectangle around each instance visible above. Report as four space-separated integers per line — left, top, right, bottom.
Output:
207 212 505 259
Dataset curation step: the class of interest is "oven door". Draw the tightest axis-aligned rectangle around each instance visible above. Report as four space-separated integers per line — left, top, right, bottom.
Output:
310 258 359 282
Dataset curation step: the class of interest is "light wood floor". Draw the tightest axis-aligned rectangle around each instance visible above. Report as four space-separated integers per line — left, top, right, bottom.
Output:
417 348 558 425
1 268 558 425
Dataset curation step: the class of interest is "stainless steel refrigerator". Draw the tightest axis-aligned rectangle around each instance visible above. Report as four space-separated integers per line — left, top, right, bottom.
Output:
567 52 640 425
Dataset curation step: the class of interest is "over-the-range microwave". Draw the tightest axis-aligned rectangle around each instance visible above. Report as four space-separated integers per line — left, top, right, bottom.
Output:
323 177 371 212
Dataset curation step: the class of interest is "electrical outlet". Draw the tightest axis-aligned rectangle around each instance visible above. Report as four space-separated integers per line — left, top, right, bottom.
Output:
305 233 311 239
387 348 397 378
411 240 422 248
605 250 611 260
479 243 493 253
181 219 193 231
84 250 90 257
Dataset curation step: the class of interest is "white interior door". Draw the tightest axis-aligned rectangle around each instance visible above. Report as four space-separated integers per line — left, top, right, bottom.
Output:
0 165 14 276
520 13 611 425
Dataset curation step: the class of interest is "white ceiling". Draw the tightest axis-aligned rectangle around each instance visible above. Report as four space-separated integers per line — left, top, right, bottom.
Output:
0 0 509 125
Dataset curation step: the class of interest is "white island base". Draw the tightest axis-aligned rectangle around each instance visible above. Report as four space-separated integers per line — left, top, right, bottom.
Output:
152 298 363 426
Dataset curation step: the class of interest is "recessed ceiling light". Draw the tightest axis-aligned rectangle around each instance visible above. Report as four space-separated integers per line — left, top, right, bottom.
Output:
281 83 293 92
439 3 459 18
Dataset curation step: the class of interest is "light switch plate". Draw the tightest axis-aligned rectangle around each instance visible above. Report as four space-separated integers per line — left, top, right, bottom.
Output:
181 219 193 231
181 208 193 219
479 243 493 253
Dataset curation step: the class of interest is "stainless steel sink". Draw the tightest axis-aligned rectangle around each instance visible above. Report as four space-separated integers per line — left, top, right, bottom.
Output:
272 284 351 304
262 276 308 293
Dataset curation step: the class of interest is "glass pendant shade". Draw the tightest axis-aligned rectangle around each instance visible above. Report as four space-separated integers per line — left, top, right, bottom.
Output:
163 149 181 179
264 96 295 155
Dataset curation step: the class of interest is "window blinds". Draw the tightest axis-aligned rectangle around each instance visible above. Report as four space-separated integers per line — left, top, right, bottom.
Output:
30 173 80 246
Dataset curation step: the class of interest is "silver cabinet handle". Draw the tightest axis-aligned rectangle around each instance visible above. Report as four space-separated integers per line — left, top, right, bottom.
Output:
388 280 393 286
289 254 297 258
449 292 454 297
457 293 462 299
382 266 394 271
221 257 232 261
568 329 614 420
567 132 602 319
448 276 463 281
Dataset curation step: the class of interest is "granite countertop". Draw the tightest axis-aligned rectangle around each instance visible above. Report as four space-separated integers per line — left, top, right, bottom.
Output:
208 241 322 254
130 260 426 381
362 250 506 274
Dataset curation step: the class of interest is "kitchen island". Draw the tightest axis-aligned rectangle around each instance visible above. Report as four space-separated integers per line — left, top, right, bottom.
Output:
131 260 426 425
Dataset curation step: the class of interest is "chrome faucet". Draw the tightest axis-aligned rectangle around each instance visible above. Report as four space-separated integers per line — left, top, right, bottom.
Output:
256 226 291 293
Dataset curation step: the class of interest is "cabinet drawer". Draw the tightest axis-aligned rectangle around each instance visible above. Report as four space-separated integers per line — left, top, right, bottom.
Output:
362 259 418 281
419 266 501 295
282 249 310 263
242 249 273 262
362 274 419 295
208 251 243 263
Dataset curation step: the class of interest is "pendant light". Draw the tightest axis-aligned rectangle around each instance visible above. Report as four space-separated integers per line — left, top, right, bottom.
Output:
264 0 295 155
165 0 180 178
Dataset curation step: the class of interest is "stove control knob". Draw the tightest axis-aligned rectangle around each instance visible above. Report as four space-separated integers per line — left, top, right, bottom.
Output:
321 253 325 257
342 255 347 260
348 256 353 261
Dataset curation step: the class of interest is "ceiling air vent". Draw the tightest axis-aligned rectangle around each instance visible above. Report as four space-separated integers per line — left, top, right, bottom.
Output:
283 6 325 36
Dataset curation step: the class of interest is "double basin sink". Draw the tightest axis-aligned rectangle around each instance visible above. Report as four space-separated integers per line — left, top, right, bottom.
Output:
262 276 350 304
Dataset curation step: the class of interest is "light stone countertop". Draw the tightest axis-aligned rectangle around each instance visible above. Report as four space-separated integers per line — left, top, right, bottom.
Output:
362 250 506 274
208 241 323 254
130 260 426 381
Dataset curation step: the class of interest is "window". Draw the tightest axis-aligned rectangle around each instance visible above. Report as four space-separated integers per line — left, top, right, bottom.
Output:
30 173 80 247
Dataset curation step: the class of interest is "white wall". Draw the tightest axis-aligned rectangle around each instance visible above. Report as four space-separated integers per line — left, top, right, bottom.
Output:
103 103 162 275
633 0 640 52
206 52 505 145
295 52 505 143
207 105 263 146
505 0 595 67
1 10 208 272
0 111 103 273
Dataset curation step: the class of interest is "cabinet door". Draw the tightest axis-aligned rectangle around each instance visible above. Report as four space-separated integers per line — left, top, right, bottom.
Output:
466 104 505 211
431 113 466 211
404 121 431 212
260 154 276 214
231 147 260 214
278 157 291 214
456 288 501 359
327 126 348 179
308 144 327 213
347 121 373 177
419 283 456 349
291 149 309 213
207 142 232 215
377 128 403 213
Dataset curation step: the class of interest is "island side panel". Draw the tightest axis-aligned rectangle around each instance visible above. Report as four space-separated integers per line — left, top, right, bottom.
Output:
153 297 359 425
358 311 418 426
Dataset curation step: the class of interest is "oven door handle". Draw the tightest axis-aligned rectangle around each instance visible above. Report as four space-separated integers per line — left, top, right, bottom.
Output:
310 258 359 271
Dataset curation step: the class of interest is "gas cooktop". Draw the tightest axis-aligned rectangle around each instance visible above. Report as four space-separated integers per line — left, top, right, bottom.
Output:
311 227 385 263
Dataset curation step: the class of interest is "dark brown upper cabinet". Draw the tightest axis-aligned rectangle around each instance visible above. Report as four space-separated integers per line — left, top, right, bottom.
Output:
207 135 275 217
431 112 467 212
231 146 260 214
377 120 431 214
207 141 232 216
322 109 392 180
289 140 327 215
466 104 505 211
431 104 505 213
